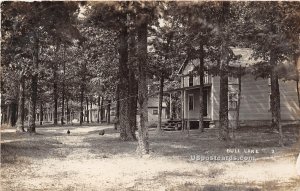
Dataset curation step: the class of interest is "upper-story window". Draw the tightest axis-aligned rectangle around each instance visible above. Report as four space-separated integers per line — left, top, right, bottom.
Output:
189 75 193 86
228 76 238 85
228 92 238 110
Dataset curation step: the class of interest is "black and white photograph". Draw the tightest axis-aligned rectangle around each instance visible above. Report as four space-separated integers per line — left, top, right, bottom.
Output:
1 1 300 190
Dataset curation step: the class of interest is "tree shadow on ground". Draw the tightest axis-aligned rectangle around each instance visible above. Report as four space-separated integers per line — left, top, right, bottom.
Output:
168 183 260 191
83 135 138 157
149 126 299 159
167 177 300 191
34 122 111 128
1 138 66 165
82 125 299 160
234 125 299 147
85 127 119 136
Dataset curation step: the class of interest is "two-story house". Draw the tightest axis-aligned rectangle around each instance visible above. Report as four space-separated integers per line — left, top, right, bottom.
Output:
178 48 300 129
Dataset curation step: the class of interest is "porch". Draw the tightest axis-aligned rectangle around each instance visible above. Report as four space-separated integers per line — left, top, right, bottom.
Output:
164 84 213 130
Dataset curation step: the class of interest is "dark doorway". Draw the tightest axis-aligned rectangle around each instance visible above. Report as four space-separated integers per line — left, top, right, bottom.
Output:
190 121 210 129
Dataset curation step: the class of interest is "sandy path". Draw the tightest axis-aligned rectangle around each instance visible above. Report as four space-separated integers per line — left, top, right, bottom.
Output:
1 125 300 191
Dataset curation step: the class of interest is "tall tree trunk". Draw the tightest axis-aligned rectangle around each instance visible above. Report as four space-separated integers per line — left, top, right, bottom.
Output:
16 76 25 132
297 80 300 107
157 72 164 133
28 79 37 132
53 76 58 126
7 104 11 125
97 95 101 123
217 1 231 141
2 106 7 124
80 61 86 126
100 97 104 122
66 98 70 124
199 43 205 132
235 66 242 130
294 54 300 107
136 14 149 155
86 97 89 123
27 71 38 133
61 53 65 125
270 50 283 146
115 85 120 130
90 99 93 123
80 82 84 125
172 98 177 119
129 71 138 138
28 33 39 133
270 51 277 131
270 74 276 132
10 102 18 127
181 90 185 131
107 99 111 124
128 28 138 139
53 42 59 126
218 44 230 141
39 101 43 125
118 23 135 140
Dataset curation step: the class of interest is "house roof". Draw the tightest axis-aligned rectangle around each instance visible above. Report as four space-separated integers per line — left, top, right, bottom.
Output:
178 47 258 74
148 97 167 108
230 48 257 67
109 97 167 109
178 56 189 74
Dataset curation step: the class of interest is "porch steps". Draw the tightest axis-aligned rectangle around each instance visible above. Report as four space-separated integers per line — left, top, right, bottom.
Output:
162 120 182 131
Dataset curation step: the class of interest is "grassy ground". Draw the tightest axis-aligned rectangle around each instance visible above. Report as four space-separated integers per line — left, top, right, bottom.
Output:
1 124 300 191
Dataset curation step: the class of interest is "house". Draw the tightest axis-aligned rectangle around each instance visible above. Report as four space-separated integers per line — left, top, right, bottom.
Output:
147 97 167 124
109 97 167 124
177 48 300 129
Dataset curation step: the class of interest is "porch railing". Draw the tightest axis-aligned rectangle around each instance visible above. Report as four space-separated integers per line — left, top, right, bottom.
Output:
182 73 212 88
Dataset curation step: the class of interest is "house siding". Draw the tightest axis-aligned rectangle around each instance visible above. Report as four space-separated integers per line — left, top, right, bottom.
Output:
211 74 300 122
148 107 167 124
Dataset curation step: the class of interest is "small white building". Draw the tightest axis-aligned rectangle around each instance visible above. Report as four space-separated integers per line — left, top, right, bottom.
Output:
147 97 167 124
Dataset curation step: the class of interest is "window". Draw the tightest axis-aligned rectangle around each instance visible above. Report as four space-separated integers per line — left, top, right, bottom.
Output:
188 94 194 111
229 101 237 110
189 75 193 86
229 92 237 101
228 92 238 110
228 76 238 85
204 71 210 84
153 109 158 115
